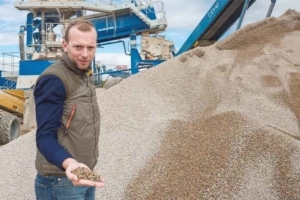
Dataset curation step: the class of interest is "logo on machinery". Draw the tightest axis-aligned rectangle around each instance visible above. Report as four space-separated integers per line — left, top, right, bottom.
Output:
98 27 114 31
207 2 220 18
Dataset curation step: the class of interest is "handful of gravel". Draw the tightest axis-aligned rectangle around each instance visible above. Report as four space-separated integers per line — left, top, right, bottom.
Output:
71 167 102 182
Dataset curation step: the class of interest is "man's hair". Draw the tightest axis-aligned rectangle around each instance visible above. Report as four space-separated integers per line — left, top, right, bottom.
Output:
64 19 96 42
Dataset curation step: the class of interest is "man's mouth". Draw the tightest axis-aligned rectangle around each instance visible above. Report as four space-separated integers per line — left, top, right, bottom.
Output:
80 61 89 64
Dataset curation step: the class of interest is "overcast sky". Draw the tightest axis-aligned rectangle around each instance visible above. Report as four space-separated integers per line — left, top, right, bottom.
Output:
0 0 299 68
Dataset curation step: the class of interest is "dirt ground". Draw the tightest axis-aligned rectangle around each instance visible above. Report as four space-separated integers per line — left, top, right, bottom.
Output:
0 122 33 148
20 123 33 136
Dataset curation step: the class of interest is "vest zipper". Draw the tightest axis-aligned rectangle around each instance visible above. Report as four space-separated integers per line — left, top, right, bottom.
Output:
83 72 89 87
86 76 98 167
61 104 76 146
66 104 76 130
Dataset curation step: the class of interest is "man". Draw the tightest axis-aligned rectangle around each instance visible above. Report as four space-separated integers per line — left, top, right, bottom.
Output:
34 19 104 200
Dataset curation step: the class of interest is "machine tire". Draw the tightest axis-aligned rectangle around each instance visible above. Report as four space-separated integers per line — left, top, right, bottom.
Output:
0 115 20 144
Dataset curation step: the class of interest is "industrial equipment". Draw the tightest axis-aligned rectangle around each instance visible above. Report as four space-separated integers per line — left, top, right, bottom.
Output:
0 56 23 144
0 111 20 145
10 0 170 89
0 90 25 117
0 89 23 144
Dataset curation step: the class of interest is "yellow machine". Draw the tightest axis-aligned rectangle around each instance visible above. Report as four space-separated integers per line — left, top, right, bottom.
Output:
0 90 25 117
0 90 24 144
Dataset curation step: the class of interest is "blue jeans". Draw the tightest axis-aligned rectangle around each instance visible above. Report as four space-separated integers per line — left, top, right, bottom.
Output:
35 173 95 200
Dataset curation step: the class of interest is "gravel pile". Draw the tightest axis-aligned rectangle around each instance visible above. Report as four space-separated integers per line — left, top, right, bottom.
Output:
95 9 300 199
0 9 300 200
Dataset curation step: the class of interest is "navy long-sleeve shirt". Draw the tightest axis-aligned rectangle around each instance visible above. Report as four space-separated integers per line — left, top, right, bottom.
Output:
34 75 73 170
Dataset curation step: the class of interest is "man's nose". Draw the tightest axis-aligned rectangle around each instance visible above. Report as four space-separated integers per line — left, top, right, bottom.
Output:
82 48 88 57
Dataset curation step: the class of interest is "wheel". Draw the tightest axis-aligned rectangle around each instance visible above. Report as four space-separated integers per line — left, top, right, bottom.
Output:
0 115 20 144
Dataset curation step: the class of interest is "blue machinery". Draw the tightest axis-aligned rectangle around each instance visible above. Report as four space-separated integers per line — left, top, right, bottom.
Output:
1 0 277 89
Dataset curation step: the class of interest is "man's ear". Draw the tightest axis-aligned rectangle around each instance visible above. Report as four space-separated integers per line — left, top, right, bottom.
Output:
62 40 68 52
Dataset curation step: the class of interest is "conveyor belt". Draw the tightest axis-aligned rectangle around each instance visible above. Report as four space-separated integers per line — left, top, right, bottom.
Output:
176 0 256 56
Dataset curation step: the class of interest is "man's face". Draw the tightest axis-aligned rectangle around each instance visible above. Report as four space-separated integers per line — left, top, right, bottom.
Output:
62 26 97 70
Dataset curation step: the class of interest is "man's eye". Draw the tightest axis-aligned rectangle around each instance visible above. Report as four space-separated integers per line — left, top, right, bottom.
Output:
88 47 95 50
75 46 82 49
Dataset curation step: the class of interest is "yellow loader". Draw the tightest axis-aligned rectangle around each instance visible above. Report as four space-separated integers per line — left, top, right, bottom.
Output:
0 90 24 144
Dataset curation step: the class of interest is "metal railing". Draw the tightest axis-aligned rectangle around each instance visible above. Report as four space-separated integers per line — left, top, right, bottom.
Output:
81 0 134 5
15 0 132 4
1 53 20 72
14 0 162 7
1 80 17 90
135 0 166 22
152 1 166 21
14 0 165 20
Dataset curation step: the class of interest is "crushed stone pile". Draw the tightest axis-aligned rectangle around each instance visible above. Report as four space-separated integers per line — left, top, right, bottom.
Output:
95 9 300 199
0 9 299 200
